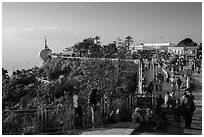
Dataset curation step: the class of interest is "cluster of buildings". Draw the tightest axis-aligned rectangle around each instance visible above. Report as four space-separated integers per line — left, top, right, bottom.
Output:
130 42 202 60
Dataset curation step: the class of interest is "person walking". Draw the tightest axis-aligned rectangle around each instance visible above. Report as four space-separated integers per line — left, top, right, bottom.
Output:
164 92 171 113
186 76 191 90
188 90 194 100
181 95 196 128
181 64 183 71
142 76 146 86
191 64 194 72
148 81 154 94
148 61 151 69
158 95 165 106
166 73 170 82
176 77 182 91
170 91 176 109
197 65 201 74
174 99 181 122
73 89 83 128
156 95 165 114
196 59 201 74
158 80 163 92
89 89 97 127
180 92 187 105
171 76 176 92
89 88 103 128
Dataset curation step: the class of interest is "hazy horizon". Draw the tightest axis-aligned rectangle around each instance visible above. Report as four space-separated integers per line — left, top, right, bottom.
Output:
2 2 202 73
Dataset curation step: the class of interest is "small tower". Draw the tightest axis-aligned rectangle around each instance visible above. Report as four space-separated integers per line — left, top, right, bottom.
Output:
44 36 49 49
39 36 52 62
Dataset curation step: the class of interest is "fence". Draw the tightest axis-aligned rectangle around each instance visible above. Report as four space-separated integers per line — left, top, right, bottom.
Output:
39 105 75 133
101 94 156 123
3 109 39 135
2 94 156 135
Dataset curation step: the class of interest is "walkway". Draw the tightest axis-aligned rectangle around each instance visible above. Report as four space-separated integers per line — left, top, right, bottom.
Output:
65 65 202 135
135 65 202 135
68 122 135 135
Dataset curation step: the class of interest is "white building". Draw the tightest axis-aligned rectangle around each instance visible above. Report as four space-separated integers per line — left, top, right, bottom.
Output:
62 47 73 55
144 43 176 51
130 45 155 52
168 47 184 55
130 43 176 52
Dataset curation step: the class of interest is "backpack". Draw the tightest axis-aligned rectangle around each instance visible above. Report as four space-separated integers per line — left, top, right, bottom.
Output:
184 98 196 113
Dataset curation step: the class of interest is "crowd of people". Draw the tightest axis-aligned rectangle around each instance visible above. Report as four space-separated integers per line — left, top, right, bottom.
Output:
131 90 196 130
157 90 196 129
131 51 200 131
154 56 198 130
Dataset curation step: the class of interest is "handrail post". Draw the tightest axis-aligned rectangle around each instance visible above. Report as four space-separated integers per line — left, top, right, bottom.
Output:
129 94 132 112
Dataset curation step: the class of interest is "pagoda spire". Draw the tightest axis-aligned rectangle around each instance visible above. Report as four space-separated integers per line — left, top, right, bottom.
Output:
44 36 49 49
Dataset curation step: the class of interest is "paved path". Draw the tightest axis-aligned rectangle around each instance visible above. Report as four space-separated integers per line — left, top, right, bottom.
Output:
143 66 183 98
81 128 133 135
68 122 135 135
190 71 202 131
137 66 202 135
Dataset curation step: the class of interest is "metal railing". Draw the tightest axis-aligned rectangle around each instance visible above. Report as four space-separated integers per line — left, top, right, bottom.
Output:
3 109 39 135
101 94 156 123
2 94 156 135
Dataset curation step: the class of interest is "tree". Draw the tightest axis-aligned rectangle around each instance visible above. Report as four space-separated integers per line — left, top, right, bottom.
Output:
124 36 134 51
117 45 128 59
2 68 8 78
198 43 202 50
72 38 94 57
45 58 72 80
72 37 104 58
103 43 118 58
89 36 103 58
178 38 194 47
113 37 128 59
89 44 103 58
94 35 101 45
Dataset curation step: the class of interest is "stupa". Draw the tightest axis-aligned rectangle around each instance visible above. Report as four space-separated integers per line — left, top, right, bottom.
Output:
39 36 52 62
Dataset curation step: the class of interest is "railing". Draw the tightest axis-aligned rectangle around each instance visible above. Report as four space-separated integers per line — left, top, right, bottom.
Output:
39 105 75 133
101 94 156 122
2 94 156 135
3 109 39 135
2 103 92 134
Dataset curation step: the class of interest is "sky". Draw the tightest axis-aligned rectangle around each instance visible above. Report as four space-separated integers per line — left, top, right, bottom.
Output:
2 2 202 73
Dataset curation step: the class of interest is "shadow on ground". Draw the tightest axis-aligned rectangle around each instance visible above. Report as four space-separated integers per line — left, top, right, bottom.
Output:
131 122 189 135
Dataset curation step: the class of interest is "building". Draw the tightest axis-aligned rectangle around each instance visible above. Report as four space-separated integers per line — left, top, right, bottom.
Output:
62 47 74 56
168 45 197 56
130 45 155 52
130 42 176 53
168 47 184 55
184 46 197 60
197 43 202 58
144 43 176 51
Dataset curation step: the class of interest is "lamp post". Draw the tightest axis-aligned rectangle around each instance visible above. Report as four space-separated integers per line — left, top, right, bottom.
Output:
138 59 143 94
152 56 156 94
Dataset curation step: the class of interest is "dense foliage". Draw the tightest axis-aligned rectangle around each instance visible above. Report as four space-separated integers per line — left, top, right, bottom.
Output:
177 38 197 47
42 57 139 97
72 36 134 59
2 55 139 134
